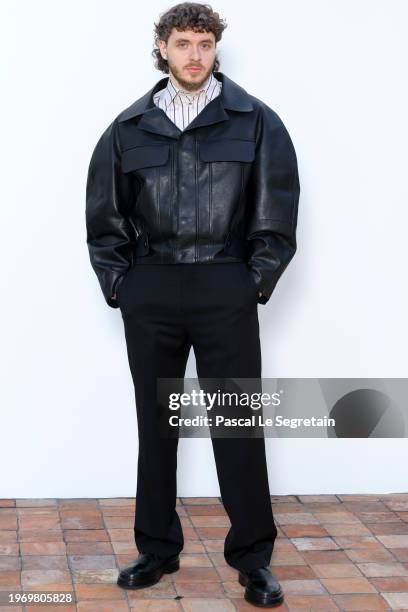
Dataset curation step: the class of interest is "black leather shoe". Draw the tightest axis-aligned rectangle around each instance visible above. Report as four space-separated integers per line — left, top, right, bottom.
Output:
117 552 180 589
238 566 284 607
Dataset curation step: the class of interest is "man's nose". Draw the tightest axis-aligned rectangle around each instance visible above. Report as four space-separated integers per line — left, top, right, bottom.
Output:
189 47 202 61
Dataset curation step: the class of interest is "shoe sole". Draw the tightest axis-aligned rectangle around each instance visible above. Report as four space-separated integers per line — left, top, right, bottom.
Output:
238 572 284 607
117 557 180 590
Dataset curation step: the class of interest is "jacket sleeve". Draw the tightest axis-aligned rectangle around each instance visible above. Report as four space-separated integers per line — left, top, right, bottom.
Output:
246 104 300 305
85 118 136 308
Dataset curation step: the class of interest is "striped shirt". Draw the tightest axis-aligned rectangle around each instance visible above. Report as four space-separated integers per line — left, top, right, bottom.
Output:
153 72 222 131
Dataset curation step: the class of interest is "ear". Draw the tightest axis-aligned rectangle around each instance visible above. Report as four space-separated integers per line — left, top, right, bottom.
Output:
158 40 167 60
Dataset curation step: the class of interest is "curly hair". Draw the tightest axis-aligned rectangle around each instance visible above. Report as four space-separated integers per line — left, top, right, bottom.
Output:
152 2 227 73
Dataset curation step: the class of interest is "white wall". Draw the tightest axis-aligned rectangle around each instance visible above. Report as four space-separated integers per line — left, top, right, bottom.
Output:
1 0 407 497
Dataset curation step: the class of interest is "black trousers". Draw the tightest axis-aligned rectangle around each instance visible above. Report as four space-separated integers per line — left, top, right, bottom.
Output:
117 262 277 572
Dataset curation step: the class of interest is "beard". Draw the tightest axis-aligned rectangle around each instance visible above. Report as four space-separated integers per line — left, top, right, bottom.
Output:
166 58 216 92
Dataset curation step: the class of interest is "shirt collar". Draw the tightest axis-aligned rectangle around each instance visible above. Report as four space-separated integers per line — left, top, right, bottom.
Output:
118 72 253 124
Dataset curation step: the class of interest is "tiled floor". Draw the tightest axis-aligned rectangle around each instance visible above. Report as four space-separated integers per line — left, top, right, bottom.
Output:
1 494 408 610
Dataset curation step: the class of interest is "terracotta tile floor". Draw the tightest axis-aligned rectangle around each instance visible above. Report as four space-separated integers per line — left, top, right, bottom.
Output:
1 494 408 610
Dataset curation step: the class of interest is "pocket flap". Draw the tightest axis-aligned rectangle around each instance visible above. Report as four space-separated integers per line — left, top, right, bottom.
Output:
121 145 170 173
199 139 255 162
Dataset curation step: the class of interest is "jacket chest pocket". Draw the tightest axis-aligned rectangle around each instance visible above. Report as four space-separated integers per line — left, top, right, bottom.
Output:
199 138 255 195
198 139 255 228
121 144 170 174
198 139 255 163
121 144 171 222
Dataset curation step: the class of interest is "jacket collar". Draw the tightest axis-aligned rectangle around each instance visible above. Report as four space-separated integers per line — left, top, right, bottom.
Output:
117 71 253 139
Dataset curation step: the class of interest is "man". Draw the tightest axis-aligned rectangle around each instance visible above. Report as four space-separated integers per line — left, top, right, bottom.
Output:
85 2 300 607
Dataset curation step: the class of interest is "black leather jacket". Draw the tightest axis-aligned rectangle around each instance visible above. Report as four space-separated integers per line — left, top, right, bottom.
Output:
85 71 300 308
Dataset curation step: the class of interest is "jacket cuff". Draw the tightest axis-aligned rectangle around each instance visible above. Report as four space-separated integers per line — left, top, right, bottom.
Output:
247 232 297 305
107 295 120 309
101 270 127 309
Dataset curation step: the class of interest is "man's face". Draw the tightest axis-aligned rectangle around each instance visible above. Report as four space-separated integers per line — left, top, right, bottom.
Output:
159 28 217 92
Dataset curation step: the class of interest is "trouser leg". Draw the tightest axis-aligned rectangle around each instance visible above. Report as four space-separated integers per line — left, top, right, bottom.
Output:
118 264 191 558
184 263 277 572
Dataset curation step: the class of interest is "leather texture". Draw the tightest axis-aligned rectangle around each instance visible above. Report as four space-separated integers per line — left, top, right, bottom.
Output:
85 71 300 308
117 552 180 589
239 566 284 606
